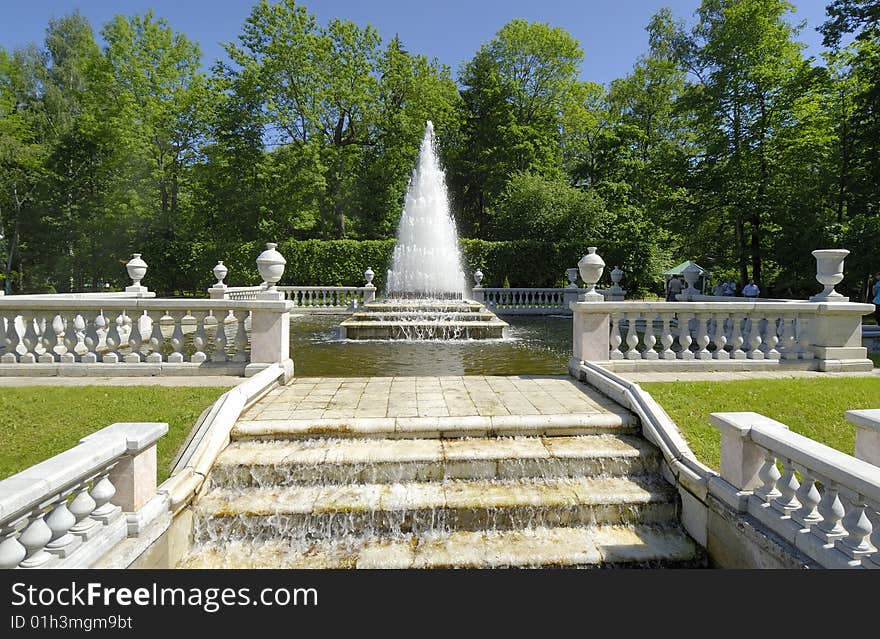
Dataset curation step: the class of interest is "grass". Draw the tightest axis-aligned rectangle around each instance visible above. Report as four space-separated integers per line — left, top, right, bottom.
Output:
0 386 230 482
642 377 880 470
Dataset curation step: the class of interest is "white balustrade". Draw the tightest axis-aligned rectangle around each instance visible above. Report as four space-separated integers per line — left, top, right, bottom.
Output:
481 287 571 315
224 285 370 311
712 412 880 568
0 298 291 373
0 422 167 569
571 300 874 371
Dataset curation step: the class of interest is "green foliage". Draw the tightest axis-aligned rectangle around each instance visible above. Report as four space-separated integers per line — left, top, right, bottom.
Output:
490 172 607 242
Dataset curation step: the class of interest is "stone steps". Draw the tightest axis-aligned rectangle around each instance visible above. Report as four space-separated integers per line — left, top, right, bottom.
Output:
193 475 678 541
231 413 637 440
209 434 660 487
180 524 702 569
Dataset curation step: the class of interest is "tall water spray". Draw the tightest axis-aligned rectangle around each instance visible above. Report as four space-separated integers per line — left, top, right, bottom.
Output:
386 121 468 299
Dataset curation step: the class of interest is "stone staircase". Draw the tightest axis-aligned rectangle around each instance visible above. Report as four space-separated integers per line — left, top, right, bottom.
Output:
180 408 704 568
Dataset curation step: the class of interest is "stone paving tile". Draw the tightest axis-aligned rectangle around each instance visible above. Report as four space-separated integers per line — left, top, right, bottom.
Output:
252 375 631 421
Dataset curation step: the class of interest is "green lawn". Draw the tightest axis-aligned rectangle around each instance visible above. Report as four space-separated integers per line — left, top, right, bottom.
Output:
642 377 880 470
0 386 230 482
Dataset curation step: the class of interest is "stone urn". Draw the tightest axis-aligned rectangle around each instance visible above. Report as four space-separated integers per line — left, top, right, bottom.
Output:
610 265 623 290
125 254 148 288
566 267 579 288
577 247 605 295
682 263 702 294
474 270 484 287
364 267 375 286
256 242 286 289
212 261 228 287
810 249 850 302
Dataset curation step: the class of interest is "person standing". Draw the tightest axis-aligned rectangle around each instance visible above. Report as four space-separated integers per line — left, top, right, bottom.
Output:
743 279 760 299
722 278 737 296
872 273 880 325
666 276 683 301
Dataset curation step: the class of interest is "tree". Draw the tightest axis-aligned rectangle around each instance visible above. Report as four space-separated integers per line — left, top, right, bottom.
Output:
449 20 583 237
102 11 214 293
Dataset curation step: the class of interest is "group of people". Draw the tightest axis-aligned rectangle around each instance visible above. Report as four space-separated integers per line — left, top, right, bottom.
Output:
665 275 760 301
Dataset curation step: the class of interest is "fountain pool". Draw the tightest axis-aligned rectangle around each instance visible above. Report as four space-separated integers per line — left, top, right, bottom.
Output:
294 315 570 376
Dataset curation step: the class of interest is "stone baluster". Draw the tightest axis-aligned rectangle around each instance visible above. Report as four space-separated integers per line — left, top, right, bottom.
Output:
791 467 822 529
695 314 711 359
89 468 120 524
68 481 99 539
814 481 847 542
729 315 746 359
80 313 100 363
232 310 248 362
795 316 813 360
191 310 209 363
20 313 38 363
643 314 658 360
60 312 78 363
659 315 675 360
713 313 729 359
764 317 781 359
779 315 798 359
677 313 694 360
124 311 144 363
17 507 53 568
1 311 18 362
624 313 640 360
102 312 122 364
145 311 165 363
754 450 782 502
37 313 58 363
44 489 80 558
167 311 185 363
771 458 801 516
211 311 229 362
835 490 874 559
0 522 27 569
866 502 880 568
609 314 624 360
746 318 764 359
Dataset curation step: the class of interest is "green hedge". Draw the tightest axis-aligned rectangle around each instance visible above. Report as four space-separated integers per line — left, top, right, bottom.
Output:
209 238 662 294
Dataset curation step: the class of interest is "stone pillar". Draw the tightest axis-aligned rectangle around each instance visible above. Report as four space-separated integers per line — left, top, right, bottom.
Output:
808 302 874 371
83 422 167 512
709 413 773 493
571 305 610 362
846 409 880 466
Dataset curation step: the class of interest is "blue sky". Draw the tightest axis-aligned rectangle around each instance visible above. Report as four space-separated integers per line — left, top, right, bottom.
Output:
1 0 832 85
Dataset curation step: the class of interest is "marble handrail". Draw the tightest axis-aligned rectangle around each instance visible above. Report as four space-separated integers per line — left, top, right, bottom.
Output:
712 412 880 569
0 298 292 373
570 299 874 370
0 422 167 569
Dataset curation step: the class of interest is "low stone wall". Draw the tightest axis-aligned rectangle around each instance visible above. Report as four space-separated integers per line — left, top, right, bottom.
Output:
570 361 880 569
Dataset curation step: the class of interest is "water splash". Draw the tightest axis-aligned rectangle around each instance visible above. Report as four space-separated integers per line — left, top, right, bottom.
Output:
386 121 467 300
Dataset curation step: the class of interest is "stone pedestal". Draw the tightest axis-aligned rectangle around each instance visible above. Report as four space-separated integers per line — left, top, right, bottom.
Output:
846 409 880 467
247 290 291 378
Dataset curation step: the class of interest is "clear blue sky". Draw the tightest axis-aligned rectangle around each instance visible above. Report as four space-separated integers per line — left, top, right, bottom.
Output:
1 0 832 84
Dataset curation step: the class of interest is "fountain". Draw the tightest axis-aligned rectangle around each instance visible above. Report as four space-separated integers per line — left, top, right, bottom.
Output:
340 122 508 340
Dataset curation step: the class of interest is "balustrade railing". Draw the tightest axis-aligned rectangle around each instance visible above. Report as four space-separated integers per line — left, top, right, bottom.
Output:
712 412 880 569
222 285 373 310
571 300 873 370
477 287 573 315
0 298 291 374
0 422 167 569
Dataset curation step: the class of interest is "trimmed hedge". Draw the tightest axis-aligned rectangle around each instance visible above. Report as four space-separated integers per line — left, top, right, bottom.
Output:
211 238 661 294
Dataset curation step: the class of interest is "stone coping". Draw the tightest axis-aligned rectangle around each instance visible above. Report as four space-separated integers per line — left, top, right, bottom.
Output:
846 409 880 433
570 300 875 313
0 422 167 523
0 297 291 311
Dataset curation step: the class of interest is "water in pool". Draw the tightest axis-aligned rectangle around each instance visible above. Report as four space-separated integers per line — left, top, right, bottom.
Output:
289 314 572 377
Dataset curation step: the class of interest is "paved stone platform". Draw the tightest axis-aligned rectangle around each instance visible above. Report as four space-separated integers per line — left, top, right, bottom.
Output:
241 375 630 421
